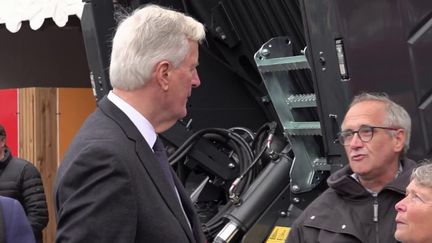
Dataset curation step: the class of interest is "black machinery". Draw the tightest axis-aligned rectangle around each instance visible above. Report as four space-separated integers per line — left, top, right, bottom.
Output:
79 0 432 242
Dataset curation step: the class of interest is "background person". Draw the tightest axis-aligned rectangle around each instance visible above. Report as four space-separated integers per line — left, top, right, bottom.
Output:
395 160 432 243
287 92 417 243
54 4 206 243
0 124 48 243
0 195 36 243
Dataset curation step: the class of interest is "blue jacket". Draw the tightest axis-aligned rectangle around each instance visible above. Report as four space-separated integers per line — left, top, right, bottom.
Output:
0 196 35 243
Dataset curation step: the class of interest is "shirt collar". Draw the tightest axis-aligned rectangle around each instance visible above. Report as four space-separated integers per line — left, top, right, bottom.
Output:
351 161 403 194
107 91 157 147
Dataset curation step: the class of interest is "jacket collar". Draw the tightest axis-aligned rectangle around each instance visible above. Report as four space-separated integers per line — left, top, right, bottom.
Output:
97 96 196 243
0 148 12 168
327 158 417 199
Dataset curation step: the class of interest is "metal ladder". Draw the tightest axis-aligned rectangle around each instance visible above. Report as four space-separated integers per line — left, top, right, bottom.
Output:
254 37 329 193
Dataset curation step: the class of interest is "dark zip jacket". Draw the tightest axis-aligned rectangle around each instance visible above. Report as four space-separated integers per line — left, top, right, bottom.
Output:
287 158 416 243
0 149 48 243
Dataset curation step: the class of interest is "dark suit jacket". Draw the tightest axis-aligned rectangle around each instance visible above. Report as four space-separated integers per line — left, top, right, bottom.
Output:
0 196 36 243
54 97 206 243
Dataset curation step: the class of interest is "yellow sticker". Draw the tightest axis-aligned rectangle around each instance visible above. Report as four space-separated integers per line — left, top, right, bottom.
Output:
266 226 291 243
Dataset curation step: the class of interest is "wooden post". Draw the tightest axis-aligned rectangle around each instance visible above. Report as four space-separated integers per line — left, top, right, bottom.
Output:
19 88 57 243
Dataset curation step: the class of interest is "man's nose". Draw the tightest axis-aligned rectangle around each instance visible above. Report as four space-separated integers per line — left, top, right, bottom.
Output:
349 133 364 147
191 70 201 88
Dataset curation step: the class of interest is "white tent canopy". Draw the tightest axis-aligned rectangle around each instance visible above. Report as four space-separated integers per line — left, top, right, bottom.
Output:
0 0 84 33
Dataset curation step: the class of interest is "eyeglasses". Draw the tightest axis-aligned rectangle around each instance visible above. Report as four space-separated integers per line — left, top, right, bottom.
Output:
337 124 399 145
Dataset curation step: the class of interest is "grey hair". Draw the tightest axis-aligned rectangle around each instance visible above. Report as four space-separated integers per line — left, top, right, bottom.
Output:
109 4 206 90
411 160 432 187
348 92 411 154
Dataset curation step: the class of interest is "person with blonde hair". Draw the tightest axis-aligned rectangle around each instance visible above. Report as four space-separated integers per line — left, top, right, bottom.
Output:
395 160 432 243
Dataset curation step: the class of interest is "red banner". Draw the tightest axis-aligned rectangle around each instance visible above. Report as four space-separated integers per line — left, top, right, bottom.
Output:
0 89 18 156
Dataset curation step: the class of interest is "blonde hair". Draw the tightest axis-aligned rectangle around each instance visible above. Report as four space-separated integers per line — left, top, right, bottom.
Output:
411 159 432 187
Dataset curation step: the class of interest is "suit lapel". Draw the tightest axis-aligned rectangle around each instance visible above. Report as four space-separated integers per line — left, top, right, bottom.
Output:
134 147 195 242
173 173 205 243
98 97 196 242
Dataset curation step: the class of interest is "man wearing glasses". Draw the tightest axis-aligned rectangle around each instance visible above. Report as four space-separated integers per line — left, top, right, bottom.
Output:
287 92 417 243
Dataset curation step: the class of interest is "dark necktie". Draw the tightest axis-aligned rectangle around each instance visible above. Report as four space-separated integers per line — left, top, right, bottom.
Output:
153 137 176 190
153 136 193 232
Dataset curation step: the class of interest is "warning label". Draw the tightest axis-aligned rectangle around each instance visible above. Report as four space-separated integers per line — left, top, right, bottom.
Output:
266 226 291 243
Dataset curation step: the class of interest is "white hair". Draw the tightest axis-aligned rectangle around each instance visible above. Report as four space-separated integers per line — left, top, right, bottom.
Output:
109 4 206 90
348 92 412 154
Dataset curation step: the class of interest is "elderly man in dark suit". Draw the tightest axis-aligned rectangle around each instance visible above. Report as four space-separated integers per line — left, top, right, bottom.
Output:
54 4 206 243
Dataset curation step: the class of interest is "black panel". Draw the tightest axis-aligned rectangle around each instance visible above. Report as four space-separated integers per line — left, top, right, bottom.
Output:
185 46 269 130
0 17 90 88
301 0 432 160
80 0 116 101
407 9 432 156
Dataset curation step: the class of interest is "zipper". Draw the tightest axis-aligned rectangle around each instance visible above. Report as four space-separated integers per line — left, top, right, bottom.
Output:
373 195 379 243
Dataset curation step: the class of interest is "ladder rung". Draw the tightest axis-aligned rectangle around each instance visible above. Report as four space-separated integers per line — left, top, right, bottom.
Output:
257 55 310 73
284 121 322 136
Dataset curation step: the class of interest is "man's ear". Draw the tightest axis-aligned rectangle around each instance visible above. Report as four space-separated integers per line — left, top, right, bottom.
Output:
393 129 406 153
154 61 171 91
